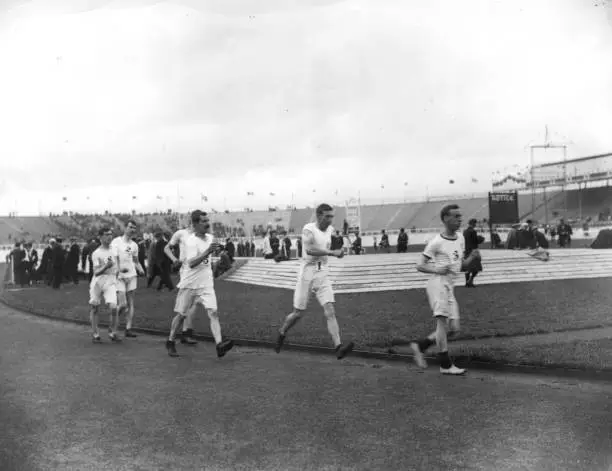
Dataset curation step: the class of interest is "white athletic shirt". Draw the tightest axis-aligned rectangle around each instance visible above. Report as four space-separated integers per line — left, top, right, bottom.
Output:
300 222 333 272
168 228 193 263
422 233 465 286
91 246 118 287
111 236 139 279
177 233 215 289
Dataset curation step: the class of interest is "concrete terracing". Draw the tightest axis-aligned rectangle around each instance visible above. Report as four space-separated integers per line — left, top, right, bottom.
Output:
224 249 612 293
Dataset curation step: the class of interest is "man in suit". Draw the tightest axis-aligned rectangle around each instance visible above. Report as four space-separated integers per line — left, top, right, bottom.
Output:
147 232 174 291
23 242 39 285
463 218 484 287
65 237 81 284
50 238 65 289
9 242 26 287
396 228 408 253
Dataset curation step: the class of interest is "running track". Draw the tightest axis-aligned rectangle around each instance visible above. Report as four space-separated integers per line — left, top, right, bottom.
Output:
0 304 611 470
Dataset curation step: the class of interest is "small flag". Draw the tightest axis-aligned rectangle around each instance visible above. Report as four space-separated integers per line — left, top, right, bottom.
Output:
62 196 67 201
471 177 478 183
449 179 455 184
269 192 275 196
334 189 338 196
247 191 254 196
312 189 316 193
156 195 162 200
380 185 384 189
132 196 137 200
201 194 208 202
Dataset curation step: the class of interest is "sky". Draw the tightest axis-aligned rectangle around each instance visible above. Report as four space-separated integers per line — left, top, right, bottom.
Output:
0 0 612 215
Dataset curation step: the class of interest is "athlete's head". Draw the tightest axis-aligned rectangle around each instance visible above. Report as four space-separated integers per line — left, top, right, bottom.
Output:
191 209 210 234
98 227 113 246
125 219 138 237
440 204 462 233
316 203 334 230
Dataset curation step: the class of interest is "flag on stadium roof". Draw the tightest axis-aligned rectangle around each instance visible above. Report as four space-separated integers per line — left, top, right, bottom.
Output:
62 196 67 201
201 194 208 201
247 191 254 196
449 179 455 184
132 196 137 200
269 192 275 196
471 177 478 183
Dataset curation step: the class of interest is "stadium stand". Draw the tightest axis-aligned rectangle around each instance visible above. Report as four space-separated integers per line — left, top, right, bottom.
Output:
2 186 612 244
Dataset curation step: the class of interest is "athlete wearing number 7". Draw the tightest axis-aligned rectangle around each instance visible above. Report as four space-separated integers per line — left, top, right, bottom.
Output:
275 203 354 359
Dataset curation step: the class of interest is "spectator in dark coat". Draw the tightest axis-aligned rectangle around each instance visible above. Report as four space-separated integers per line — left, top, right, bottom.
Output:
50 238 65 289
23 242 39 284
39 241 53 285
147 232 174 291
65 237 81 284
225 238 236 262
463 218 484 287
396 228 408 253
9 242 26 287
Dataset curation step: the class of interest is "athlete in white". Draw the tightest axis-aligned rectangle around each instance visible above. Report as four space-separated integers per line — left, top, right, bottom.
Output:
111 220 145 338
89 227 121 343
411 204 480 375
165 210 234 358
165 225 198 345
275 203 354 359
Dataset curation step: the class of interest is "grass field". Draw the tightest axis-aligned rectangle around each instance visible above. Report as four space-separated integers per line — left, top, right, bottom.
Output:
3 259 612 370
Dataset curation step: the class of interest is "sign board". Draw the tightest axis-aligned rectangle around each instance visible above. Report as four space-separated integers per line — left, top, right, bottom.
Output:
488 191 519 225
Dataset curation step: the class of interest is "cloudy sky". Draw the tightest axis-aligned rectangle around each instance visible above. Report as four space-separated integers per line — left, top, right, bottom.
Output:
0 0 611 215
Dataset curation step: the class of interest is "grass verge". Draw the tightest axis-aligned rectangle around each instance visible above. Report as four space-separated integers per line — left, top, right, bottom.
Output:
2 263 612 371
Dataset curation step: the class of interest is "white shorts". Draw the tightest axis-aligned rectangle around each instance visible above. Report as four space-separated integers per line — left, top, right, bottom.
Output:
116 276 138 293
174 287 218 314
89 280 118 307
426 278 459 320
293 268 335 310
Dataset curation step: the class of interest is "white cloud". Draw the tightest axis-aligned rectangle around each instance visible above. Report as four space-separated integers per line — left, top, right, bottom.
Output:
0 0 612 214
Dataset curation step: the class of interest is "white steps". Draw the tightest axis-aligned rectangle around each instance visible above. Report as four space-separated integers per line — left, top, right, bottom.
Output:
224 249 612 293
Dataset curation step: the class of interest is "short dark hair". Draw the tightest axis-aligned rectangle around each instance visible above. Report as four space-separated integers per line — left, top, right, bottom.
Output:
98 227 111 236
316 203 333 216
440 204 460 221
126 219 138 227
191 210 208 225
469 218 477 225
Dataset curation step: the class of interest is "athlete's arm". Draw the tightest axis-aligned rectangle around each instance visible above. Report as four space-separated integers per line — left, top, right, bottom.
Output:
93 255 114 276
164 231 183 265
133 252 145 275
302 229 338 257
416 239 449 275
187 241 219 269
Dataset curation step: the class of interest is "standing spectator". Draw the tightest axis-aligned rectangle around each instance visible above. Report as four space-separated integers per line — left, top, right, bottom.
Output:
343 219 349 235
269 231 280 258
331 230 344 251
557 219 573 248
39 240 53 285
237 238 245 257
50 238 65 290
380 230 390 253
65 237 81 284
225 237 236 262
396 228 408 253
9 242 26 287
250 238 256 257
281 231 292 260
373 235 378 253
463 218 484 287
147 232 174 291
23 242 39 285
296 236 302 258
352 232 363 255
